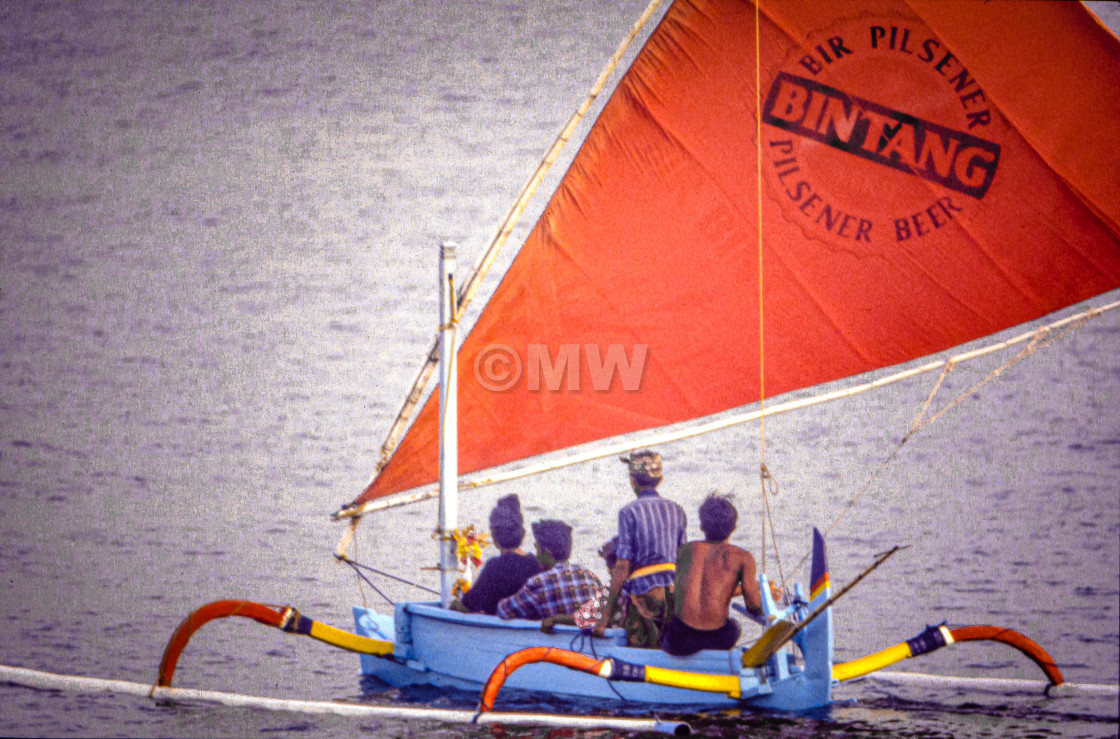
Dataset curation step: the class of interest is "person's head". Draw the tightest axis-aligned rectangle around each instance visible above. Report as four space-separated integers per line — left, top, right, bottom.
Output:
531 519 572 565
620 450 662 493
598 536 618 570
699 493 737 542
489 494 524 550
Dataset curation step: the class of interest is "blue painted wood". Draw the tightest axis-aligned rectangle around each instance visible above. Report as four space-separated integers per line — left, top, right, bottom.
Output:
354 531 836 711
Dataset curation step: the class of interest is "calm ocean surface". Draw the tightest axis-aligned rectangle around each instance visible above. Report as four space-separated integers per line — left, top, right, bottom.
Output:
2 2 1118 737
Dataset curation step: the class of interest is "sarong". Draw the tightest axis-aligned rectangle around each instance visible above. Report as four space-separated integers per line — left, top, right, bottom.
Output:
622 586 674 649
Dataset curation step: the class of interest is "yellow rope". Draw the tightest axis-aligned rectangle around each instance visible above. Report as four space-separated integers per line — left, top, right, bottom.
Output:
760 464 787 592
752 2 787 584
755 0 766 448
754 0 773 577
908 361 954 435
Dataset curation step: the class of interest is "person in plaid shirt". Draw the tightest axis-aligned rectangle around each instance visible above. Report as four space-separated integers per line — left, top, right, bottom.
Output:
497 520 604 621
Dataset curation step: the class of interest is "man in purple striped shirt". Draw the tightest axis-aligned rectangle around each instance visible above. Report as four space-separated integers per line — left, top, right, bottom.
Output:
497 520 603 622
593 450 687 648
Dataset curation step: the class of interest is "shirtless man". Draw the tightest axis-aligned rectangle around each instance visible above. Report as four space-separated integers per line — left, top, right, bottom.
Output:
661 494 764 656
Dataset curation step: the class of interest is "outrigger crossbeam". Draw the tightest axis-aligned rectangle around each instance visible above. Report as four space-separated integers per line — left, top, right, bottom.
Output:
154 600 393 689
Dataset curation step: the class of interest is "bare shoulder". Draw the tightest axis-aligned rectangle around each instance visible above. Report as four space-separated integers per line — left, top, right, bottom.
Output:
730 544 757 573
703 541 750 566
713 541 752 558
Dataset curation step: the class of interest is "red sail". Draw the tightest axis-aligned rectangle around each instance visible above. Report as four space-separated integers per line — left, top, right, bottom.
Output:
356 0 1120 504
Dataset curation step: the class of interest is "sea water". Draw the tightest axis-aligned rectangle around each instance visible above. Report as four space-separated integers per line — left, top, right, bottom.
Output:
1 2 1118 737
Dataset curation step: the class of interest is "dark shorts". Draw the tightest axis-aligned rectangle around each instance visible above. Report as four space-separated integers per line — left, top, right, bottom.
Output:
660 615 741 656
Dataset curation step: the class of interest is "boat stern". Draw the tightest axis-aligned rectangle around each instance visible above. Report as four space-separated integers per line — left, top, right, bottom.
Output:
799 526 834 684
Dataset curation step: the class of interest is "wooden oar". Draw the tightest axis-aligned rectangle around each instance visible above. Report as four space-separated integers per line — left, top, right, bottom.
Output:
740 618 798 667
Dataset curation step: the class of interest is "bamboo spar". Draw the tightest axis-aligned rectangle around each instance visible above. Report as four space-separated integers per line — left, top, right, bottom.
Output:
438 244 459 607
333 298 1119 520
0 665 689 735
334 0 665 552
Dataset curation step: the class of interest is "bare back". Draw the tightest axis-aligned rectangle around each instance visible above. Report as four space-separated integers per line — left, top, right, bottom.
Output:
674 541 761 630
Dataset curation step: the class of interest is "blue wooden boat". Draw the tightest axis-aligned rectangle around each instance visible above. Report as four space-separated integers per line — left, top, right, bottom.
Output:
353 530 834 711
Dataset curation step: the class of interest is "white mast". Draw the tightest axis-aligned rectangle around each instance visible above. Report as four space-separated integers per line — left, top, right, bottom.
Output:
437 242 459 607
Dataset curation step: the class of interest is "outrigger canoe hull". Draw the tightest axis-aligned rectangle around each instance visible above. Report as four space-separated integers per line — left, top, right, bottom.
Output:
354 529 835 711
354 604 828 709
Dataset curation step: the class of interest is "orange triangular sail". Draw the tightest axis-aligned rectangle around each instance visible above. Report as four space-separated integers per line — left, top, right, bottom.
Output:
354 0 1120 505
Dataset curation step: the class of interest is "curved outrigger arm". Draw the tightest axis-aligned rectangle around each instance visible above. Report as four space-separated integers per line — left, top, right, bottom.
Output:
833 623 1063 687
477 647 741 712
154 600 394 690
477 623 1063 712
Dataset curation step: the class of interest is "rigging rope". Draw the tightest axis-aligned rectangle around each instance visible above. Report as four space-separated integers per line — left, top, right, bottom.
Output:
340 558 395 607
354 527 369 609
338 551 442 606
752 0 788 583
759 464 787 592
790 311 1100 577
754 0 766 447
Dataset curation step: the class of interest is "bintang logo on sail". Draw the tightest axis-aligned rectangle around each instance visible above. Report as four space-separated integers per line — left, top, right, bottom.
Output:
760 19 1003 247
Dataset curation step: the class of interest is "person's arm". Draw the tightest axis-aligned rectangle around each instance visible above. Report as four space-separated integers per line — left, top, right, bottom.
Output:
496 579 540 620
739 551 764 618
541 613 576 633
670 542 693 618
594 509 632 636
593 557 630 636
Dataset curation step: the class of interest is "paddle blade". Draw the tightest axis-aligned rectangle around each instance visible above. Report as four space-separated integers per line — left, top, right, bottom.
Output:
742 619 798 668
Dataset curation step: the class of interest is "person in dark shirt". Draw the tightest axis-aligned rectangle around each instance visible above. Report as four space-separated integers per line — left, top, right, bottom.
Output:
450 494 541 615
